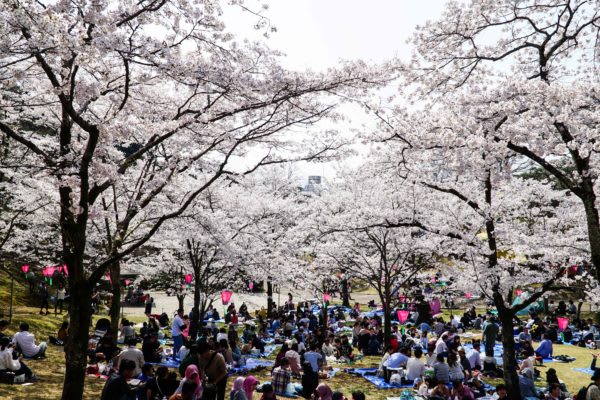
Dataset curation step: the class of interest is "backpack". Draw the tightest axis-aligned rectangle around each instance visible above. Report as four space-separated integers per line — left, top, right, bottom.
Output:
575 384 593 400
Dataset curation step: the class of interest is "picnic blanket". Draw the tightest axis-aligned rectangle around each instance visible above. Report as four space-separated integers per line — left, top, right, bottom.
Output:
347 368 413 389
462 343 555 363
573 367 594 375
246 344 279 359
229 358 274 375
148 356 180 369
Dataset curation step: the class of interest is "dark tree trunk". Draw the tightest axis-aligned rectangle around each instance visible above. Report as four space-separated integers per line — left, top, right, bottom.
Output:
582 194 600 282
543 296 549 314
177 294 185 311
381 288 392 346
108 260 121 338
496 297 522 400
61 274 92 400
577 301 584 319
340 274 350 308
321 300 328 341
190 270 201 340
267 280 274 317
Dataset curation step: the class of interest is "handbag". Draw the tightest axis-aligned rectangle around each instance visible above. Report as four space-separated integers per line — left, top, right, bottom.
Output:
0 370 15 384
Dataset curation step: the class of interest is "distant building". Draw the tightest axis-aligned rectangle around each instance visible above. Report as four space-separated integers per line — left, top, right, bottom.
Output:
302 175 326 195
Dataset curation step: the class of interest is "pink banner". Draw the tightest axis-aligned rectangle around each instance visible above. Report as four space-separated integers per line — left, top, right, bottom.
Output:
397 310 409 324
430 299 441 314
557 317 569 332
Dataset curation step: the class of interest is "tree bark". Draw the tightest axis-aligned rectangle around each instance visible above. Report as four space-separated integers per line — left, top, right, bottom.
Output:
61 276 92 400
582 195 600 282
340 274 350 308
267 280 274 317
177 294 185 311
190 268 201 340
496 299 522 400
108 260 121 338
382 288 392 345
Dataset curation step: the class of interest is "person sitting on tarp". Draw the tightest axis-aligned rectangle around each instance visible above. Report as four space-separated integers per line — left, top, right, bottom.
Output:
535 334 553 360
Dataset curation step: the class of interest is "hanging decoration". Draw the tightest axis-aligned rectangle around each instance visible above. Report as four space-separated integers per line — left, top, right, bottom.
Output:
221 290 232 305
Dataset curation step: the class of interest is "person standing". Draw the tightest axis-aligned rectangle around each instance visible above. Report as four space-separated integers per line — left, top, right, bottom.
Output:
481 317 499 355
198 343 228 400
55 285 66 315
172 309 186 357
39 282 50 315
145 294 153 316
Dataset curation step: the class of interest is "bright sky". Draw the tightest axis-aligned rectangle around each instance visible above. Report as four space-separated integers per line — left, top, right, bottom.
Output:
223 1 449 181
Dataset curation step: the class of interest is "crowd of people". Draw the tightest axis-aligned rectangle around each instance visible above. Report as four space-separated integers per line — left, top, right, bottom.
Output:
2 284 600 400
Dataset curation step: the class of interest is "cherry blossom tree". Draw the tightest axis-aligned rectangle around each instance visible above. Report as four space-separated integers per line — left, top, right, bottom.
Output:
368 88 590 399
0 1 394 397
407 0 600 284
306 170 442 344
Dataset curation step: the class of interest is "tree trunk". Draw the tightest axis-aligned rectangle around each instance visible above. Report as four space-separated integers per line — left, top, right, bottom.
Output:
577 301 584 319
321 300 328 342
108 260 121 338
381 289 392 346
267 280 274 317
582 195 600 282
340 274 350 308
177 294 185 311
190 271 201 340
497 303 522 400
61 278 92 400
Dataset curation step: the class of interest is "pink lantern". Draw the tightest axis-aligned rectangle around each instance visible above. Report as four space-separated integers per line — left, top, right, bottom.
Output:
221 290 233 305
397 310 409 324
399 295 406 303
184 274 193 284
249 282 254 290
124 279 131 286
557 317 569 332
21 264 29 274
323 293 331 303
60 264 69 276
430 299 441 314
515 289 523 296
105 274 112 284
465 292 472 299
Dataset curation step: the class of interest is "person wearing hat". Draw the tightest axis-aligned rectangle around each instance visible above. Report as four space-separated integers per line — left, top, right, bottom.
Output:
172 308 187 357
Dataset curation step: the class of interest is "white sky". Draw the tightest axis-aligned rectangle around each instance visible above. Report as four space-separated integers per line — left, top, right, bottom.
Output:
223 1 449 181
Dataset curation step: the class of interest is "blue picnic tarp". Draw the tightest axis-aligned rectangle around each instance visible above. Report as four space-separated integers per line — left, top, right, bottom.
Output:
347 368 412 389
148 356 180 369
229 358 274 375
573 367 594 375
246 344 280 358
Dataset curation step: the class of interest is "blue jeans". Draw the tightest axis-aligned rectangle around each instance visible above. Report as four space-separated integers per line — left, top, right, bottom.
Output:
173 334 183 357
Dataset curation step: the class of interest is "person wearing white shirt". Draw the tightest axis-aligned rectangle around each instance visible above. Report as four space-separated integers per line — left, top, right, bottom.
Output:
13 323 47 358
55 286 66 315
435 334 449 356
405 348 426 382
216 328 228 343
0 337 35 382
171 308 186 356
466 342 482 369
117 338 145 376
